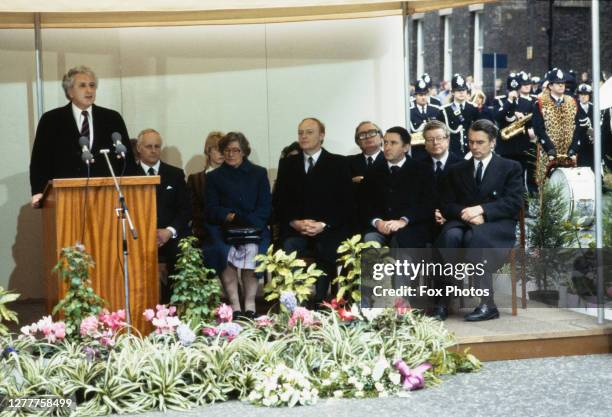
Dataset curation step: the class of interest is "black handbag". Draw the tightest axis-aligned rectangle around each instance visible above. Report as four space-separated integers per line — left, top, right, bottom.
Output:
224 227 262 246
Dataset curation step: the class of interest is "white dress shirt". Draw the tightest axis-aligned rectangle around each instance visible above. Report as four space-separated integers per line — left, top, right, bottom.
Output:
72 103 94 148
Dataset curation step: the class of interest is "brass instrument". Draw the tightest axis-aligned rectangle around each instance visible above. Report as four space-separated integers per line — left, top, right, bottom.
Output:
411 130 425 146
500 114 532 141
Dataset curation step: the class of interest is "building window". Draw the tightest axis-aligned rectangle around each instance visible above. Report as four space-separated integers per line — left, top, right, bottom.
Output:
473 11 484 87
416 18 424 77
443 15 452 82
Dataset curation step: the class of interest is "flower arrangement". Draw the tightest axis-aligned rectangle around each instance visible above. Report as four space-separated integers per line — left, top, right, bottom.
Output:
202 304 244 341
21 315 66 343
80 309 126 347
247 364 318 407
143 304 181 334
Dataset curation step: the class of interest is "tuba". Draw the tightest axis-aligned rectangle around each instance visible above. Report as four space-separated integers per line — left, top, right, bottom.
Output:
500 114 532 141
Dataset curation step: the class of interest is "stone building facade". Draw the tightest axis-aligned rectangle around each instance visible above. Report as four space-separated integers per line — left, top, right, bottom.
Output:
409 0 611 98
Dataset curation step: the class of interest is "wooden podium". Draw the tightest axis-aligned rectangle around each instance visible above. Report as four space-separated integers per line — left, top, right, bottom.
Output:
41 176 160 334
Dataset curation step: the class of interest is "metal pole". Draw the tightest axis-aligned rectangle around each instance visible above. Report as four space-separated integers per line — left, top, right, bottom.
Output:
402 3 411 129
591 0 604 324
493 52 497 100
34 13 44 119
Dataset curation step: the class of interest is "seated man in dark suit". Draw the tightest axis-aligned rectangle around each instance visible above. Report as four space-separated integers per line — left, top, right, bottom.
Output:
417 120 464 238
361 126 434 248
136 128 191 303
273 117 353 306
348 121 385 234
435 119 523 321
30 65 136 208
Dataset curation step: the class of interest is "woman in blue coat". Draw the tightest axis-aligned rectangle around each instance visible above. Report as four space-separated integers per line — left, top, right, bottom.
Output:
204 132 271 319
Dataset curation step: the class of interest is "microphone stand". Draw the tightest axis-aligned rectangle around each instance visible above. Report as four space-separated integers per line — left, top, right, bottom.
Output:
100 149 138 334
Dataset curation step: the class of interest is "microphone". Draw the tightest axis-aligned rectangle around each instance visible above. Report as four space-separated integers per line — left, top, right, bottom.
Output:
111 132 127 159
79 136 94 164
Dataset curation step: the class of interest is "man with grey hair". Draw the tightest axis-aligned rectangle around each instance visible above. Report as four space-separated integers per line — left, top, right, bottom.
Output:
29 65 136 207
136 128 191 303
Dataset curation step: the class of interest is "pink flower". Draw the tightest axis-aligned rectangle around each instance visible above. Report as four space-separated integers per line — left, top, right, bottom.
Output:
394 298 411 315
80 316 99 338
288 307 316 328
202 327 218 337
143 309 155 321
394 360 431 391
53 322 66 340
254 315 274 328
99 309 126 331
215 304 233 323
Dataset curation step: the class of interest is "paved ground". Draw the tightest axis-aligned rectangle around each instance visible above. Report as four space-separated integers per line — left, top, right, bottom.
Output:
109 354 612 417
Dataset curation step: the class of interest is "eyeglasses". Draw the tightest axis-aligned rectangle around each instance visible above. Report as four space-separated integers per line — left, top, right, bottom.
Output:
424 136 448 144
357 129 380 141
223 148 242 155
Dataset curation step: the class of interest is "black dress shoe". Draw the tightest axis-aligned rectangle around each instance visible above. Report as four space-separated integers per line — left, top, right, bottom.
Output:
244 310 257 320
464 304 499 322
232 311 244 321
432 305 449 321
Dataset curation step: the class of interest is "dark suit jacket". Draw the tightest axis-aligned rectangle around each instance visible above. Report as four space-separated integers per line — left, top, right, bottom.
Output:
417 151 464 195
186 170 207 240
361 158 435 246
576 102 595 167
440 154 523 249
348 151 386 179
30 103 136 195
437 101 480 156
137 161 191 238
274 149 352 239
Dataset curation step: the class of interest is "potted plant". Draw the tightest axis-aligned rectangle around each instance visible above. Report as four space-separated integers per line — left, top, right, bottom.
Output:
526 181 577 305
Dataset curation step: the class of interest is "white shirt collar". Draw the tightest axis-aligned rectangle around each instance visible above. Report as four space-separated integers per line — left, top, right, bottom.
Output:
72 103 93 147
364 149 381 162
474 152 493 174
140 160 161 175
432 151 449 169
304 148 322 163
550 92 564 102
387 157 407 170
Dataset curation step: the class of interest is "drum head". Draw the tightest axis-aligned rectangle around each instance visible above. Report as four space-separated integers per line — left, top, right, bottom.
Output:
548 167 595 226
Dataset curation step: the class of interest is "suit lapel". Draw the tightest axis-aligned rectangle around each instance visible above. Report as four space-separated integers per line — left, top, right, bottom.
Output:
461 159 477 195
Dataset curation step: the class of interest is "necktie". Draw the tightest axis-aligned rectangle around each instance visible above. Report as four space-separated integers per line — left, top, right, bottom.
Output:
435 160 443 176
421 106 426 115
460 103 465 112
475 161 483 187
147 167 155 176
306 156 314 174
80 110 90 139
367 156 373 168
390 165 400 175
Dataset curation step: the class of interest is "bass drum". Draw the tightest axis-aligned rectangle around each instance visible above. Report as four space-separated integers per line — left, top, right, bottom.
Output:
548 167 595 227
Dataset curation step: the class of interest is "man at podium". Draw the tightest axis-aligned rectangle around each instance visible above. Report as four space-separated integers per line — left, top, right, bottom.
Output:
29 65 136 208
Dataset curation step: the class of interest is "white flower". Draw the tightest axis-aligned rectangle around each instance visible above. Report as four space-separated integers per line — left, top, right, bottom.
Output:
333 390 344 398
347 376 358 385
375 382 385 392
354 391 365 398
321 379 331 386
361 365 372 376
388 371 401 385
354 382 364 391
372 356 389 381
176 323 196 346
